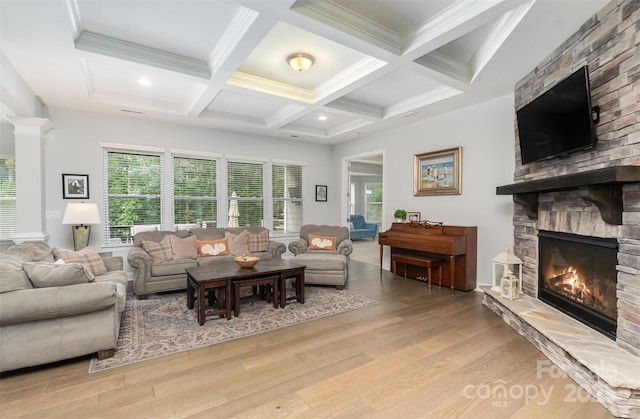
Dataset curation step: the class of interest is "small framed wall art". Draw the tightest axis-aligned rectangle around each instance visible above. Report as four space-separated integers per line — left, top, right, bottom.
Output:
62 174 89 199
315 185 327 202
414 147 461 196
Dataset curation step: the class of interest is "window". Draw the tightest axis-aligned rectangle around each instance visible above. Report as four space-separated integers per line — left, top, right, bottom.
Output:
173 157 217 228
272 163 302 235
104 150 163 243
227 161 263 227
0 158 16 241
365 182 382 223
102 146 305 243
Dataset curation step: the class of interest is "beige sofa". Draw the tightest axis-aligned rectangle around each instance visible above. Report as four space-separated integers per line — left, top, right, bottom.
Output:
289 225 353 289
0 241 127 373
127 226 286 299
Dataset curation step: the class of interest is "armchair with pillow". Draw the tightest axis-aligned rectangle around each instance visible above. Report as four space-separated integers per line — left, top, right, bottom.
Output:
0 241 127 372
289 224 353 289
127 226 286 299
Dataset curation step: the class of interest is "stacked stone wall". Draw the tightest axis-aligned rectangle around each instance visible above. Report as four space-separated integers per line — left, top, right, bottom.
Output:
511 0 639 354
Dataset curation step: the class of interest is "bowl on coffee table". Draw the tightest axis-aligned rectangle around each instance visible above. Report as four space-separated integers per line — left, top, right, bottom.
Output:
234 255 259 268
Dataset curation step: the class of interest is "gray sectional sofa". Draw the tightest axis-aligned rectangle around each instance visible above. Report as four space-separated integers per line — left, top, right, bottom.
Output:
0 241 127 372
127 226 286 299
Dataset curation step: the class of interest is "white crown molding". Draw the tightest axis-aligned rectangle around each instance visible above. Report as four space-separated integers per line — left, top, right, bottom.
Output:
228 72 315 103
207 6 259 75
291 0 402 54
265 104 308 129
325 97 383 120
198 108 268 127
327 119 373 138
468 0 535 83
314 56 387 102
404 0 524 56
64 0 83 39
280 124 327 138
414 51 470 84
75 31 211 79
385 86 462 118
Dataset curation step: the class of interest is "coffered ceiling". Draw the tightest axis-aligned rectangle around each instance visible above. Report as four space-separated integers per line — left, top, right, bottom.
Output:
0 0 608 144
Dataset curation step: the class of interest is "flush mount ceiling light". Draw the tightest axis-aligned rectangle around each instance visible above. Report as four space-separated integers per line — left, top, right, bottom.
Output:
287 53 315 72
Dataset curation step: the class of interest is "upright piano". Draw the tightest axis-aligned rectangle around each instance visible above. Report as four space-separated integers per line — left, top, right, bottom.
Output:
378 222 477 291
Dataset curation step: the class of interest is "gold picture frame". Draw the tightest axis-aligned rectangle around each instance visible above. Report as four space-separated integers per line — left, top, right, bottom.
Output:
414 147 461 196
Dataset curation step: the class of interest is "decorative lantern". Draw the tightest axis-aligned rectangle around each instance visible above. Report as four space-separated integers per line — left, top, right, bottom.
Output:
491 246 523 296
500 269 519 299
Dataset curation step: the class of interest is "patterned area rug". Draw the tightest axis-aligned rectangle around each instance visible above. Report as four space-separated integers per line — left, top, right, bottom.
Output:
89 286 378 373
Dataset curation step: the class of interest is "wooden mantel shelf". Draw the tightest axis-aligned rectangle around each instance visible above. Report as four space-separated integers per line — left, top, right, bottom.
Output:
496 166 640 225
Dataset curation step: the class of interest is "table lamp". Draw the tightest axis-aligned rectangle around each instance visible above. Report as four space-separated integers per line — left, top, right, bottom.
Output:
62 202 101 250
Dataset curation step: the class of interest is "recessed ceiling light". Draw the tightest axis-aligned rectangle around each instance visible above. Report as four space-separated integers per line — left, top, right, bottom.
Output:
138 78 152 86
318 115 327 121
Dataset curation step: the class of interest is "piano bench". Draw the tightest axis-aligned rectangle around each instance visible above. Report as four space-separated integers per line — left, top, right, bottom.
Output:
391 253 443 290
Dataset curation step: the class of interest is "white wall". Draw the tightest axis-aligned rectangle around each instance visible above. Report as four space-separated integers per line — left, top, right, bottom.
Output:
39 107 339 255
14 94 517 285
334 94 517 287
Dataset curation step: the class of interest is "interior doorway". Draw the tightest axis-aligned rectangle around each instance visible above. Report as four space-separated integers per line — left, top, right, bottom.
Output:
344 152 383 231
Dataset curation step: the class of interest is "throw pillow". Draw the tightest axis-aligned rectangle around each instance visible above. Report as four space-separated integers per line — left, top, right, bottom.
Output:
225 230 250 255
0 254 33 293
23 261 94 287
308 234 337 251
196 239 230 257
169 234 198 260
52 247 108 276
141 235 173 262
248 230 269 253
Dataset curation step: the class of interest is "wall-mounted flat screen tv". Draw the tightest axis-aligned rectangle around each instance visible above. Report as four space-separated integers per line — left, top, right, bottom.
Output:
516 65 598 165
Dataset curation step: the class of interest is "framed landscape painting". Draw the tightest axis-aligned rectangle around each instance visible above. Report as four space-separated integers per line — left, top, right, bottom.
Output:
62 174 89 199
413 147 461 196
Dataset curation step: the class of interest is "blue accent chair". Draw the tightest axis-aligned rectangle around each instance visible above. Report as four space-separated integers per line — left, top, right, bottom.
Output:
349 214 378 240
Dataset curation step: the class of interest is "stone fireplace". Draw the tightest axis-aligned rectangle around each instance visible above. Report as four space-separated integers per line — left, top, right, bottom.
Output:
483 1 640 417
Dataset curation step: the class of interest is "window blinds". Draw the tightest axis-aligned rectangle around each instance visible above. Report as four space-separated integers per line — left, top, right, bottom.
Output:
272 163 303 235
173 157 217 227
103 150 163 243
0 158 16 241
227 161 263 227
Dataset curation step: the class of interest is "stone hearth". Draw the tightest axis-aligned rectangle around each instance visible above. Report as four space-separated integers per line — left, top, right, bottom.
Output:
482 288 639 418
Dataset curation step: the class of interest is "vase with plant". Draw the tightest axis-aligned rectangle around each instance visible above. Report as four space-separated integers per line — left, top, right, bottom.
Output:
393 209 406 223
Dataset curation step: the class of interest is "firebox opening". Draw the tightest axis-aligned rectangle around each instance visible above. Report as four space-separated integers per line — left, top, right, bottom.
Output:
538 231 618 340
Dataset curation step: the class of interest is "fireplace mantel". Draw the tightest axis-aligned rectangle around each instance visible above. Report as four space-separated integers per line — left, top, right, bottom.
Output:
496 166 640 224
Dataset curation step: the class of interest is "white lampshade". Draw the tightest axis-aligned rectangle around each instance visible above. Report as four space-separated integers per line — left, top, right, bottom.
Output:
62 202 101 225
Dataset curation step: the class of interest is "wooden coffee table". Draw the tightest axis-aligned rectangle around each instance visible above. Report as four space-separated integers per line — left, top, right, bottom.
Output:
186 259 305 324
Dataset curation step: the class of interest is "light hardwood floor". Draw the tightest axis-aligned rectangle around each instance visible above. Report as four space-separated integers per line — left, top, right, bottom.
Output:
0 261 614 418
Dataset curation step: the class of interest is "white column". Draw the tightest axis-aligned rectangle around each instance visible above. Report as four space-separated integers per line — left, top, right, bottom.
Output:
6 116 53 243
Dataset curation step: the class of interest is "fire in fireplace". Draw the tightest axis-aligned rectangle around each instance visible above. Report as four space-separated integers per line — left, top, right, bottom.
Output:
538 231 618 339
